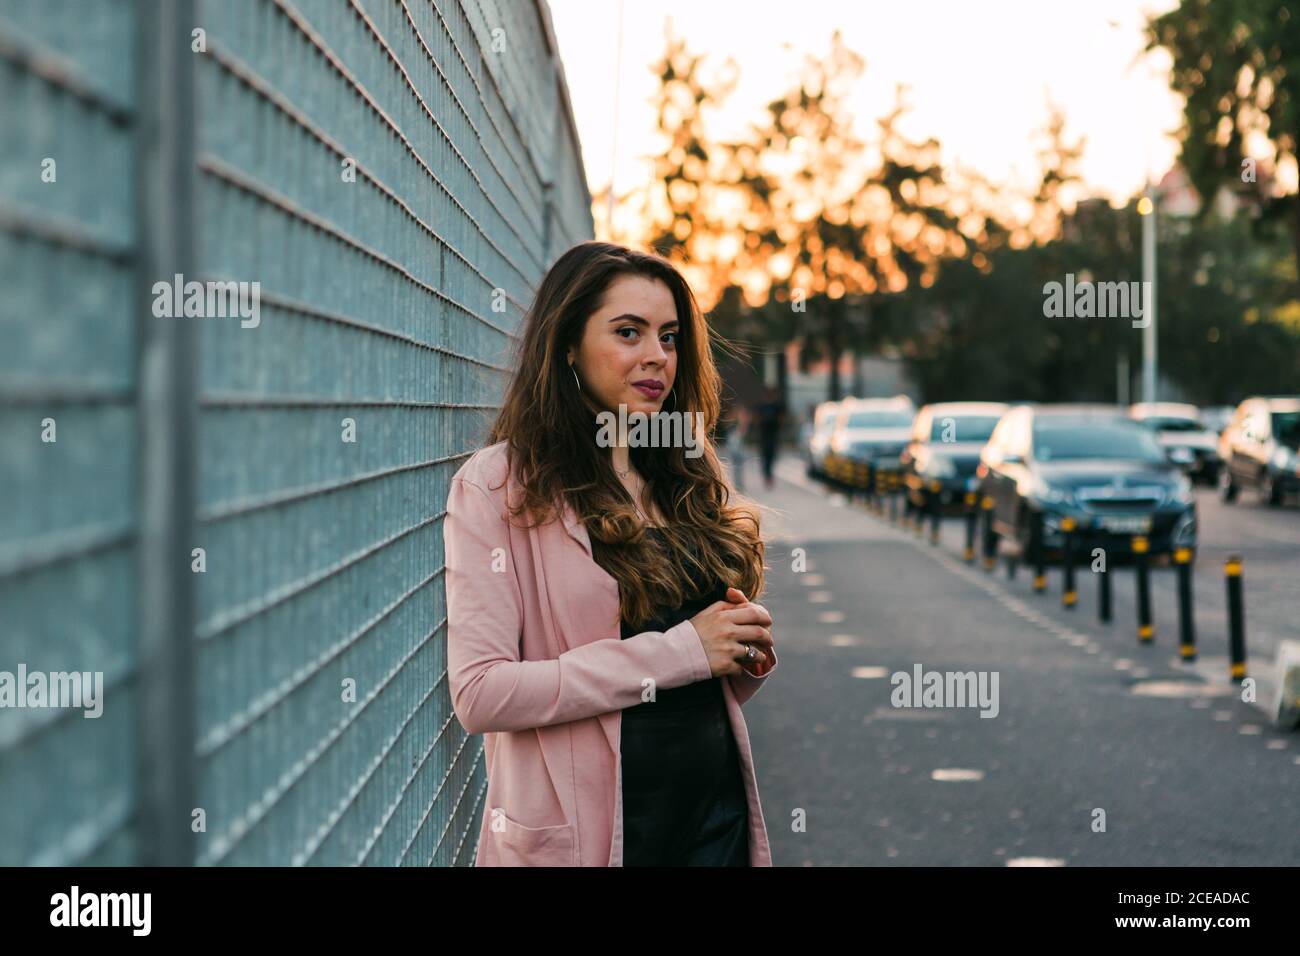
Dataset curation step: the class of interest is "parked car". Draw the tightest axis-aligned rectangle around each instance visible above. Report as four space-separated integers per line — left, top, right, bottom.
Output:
804 400 840 479
1199 405 1235 435
901 402 1009 510
976 405 1197 563
1218 396 1300 506
824 395 915 486
1128 401 1222 484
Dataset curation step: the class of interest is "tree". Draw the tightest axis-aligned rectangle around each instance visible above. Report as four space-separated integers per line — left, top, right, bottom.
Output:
732 34 965 400
1147 0 1300 282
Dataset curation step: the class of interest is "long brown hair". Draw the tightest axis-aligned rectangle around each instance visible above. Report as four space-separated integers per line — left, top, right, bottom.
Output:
483 240 766 628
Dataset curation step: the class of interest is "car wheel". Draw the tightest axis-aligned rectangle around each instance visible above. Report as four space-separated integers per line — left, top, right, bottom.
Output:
1218 467 1238 503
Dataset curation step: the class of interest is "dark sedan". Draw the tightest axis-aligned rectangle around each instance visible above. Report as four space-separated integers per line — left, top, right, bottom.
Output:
1128 402 1222 485
976 406 1197 564
901 402 1009 512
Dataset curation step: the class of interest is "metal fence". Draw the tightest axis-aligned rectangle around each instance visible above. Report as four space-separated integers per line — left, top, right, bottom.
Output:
0 0 591 866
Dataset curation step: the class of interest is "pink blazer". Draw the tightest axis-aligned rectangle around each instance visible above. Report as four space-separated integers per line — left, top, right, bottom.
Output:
444 441 778 866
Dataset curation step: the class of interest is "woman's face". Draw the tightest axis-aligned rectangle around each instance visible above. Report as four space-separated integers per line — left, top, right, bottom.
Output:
566 274 679 418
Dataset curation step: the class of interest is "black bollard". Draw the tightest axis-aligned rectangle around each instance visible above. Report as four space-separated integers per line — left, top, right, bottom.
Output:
1134 535 1153 643
963 491 977 562
1061 516 1077 608
981 496 997 571
1098 554 1112 623
928 480 941 545
1174 547 1196 662
1032 511 1047 594
1225 554 1246 681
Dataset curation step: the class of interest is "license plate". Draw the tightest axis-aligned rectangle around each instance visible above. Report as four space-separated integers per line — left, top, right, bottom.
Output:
1099 515 1152 533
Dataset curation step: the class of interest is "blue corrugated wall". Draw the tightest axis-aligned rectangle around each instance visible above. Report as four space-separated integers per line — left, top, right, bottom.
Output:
0 0 591 866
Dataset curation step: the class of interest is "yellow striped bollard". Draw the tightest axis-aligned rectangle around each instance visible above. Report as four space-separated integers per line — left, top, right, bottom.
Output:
1133 535 1153 643
1225 554 1246 681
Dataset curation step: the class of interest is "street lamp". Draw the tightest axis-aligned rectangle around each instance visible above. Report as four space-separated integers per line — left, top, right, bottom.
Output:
1138 188 1157 404
1108 14 1161 405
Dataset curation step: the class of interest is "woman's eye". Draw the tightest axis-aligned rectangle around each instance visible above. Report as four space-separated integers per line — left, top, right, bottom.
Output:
616 327 638 340
662 332 677 345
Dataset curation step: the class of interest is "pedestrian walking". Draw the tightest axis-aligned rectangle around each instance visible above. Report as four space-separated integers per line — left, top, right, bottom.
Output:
444 240 779 866
755 386 786 490
720 404 750 491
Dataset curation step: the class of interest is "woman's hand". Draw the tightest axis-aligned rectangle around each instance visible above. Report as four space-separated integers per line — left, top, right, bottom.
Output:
690 587 774 678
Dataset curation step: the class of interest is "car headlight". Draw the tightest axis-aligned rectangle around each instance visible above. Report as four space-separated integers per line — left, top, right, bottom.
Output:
1270 447 1298 471
921 456 957 479
1168 447 1194 465
1168 476 1194 505
1172 508 1197 545
1034 480 1075 506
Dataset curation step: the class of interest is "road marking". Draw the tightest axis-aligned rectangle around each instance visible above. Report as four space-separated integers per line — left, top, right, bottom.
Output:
818 610 845 623
851 666 890 679
1130 680 1234 698
1006 857 1066 867
830 634 863 646
932 768 984 781
808 590 834 603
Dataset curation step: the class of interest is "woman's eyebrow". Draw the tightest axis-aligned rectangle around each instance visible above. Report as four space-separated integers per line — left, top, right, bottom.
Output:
607 313 679 328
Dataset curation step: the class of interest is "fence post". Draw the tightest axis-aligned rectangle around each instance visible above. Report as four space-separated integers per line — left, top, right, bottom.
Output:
135 0 199 867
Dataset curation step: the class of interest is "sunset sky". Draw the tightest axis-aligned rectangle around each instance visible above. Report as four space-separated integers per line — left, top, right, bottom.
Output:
549 0 1187 233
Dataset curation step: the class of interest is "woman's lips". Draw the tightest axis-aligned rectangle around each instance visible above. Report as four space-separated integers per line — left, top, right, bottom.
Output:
632 382 664 398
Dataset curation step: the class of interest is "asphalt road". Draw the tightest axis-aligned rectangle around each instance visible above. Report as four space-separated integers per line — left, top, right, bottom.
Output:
727 453 1299 866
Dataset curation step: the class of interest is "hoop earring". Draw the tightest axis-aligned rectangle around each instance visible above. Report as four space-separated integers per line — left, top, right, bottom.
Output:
668 387 676 410
570 364 581 392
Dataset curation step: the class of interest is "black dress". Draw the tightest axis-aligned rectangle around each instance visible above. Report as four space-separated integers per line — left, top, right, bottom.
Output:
618 527 750 866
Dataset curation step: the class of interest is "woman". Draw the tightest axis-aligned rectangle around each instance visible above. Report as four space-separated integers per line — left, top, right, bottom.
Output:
444 241 779 866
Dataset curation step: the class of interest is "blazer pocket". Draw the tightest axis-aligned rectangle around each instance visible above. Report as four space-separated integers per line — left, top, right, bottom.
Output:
489 812 577 867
